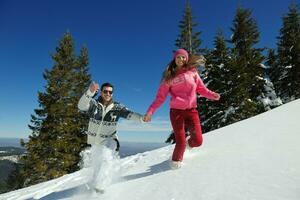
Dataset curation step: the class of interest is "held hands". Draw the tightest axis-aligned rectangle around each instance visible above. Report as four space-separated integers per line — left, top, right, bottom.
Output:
143 114 152 122
89 81 99 93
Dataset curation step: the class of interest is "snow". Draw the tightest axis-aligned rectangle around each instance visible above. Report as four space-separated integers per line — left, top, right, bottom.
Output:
1 100 300 200
218 63 224 69
258 78 282 110
255 75 264 80
0 155 19 163
259 63 268 69
223 106 236 121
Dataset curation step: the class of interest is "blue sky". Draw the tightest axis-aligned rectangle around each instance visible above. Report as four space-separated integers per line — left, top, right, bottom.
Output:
0 0 296 142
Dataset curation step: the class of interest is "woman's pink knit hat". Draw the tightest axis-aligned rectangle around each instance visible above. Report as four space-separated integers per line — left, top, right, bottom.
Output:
173 49 189 61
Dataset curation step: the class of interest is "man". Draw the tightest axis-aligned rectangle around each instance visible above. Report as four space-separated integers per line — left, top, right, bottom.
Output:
78 82 143 151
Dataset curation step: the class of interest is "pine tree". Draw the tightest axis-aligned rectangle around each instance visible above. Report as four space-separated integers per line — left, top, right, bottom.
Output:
225 7 265 124
266 48 277 84
259 49 283 110
199 30 232 132
175 1 202 54
266 49 276 68
166 1 203 143
175 1 214 129
274 3 300 103
19 32 91 187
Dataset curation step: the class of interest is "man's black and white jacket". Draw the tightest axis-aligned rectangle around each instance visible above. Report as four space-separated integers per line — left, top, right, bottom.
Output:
78 89 143 145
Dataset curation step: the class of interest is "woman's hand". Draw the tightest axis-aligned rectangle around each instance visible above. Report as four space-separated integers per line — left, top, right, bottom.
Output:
213 93 220 101
143 114 152 122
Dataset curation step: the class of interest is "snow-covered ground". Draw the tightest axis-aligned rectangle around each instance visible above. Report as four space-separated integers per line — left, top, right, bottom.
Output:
0 155 19 163
1 99 300 200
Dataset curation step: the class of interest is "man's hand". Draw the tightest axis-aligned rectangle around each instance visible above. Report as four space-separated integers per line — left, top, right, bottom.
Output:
89 82 99 93
143 114 152 122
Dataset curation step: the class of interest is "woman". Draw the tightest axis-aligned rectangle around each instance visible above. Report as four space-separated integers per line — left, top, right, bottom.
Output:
143 49 220 169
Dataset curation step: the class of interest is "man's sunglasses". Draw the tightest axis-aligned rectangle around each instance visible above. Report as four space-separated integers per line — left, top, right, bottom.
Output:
102 90 113 95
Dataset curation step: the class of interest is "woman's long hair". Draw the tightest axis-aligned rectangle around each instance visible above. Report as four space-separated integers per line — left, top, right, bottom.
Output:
161 54 206 83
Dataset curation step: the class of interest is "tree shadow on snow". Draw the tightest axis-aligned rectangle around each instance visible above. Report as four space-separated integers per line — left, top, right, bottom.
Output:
123 160 171 181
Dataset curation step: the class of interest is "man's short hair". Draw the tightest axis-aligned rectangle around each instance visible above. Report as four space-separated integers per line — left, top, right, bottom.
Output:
101 82 114 91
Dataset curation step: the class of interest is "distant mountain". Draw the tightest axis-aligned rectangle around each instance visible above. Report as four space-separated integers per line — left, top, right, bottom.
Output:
0 138 27 148
0 146 26 193
119 142 167 158
0 159 17 194
0 160 16 180
0 147 25 157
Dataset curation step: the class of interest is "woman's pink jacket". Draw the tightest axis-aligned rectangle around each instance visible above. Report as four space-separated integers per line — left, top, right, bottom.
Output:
146 68 217 116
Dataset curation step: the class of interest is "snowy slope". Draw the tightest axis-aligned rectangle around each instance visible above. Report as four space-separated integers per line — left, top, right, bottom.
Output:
1 99 300 200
